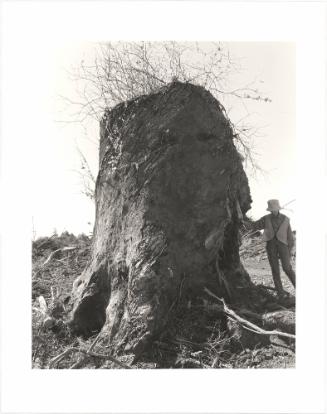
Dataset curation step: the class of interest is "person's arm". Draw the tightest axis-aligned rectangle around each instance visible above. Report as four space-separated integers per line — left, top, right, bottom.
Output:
242 216 265 232
253 216 266 231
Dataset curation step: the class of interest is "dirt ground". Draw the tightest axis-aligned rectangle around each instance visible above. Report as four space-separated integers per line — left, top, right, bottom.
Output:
241 254 295 368
32 233 295 369
245 256 296 296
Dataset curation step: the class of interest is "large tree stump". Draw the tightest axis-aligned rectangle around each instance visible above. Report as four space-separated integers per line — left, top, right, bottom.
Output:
69 82 253 354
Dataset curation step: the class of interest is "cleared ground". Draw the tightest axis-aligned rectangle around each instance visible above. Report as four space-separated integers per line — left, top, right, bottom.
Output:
32 233 295 369
242 254 295 368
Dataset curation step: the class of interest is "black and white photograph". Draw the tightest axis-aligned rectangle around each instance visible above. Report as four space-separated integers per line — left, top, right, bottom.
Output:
31 41 297 370
1 2 326 413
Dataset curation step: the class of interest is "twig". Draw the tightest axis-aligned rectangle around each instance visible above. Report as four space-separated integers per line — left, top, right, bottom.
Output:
33 246 77 279
43 246 77 266
69 332 103 369
167 273 186 315
211 356 219 368
88 332 103 352
178 273 186 302
32 327 42 362
49 345 131 369
78 349 132 369
204 288 295 340
49 348 76 368
171 337 205 350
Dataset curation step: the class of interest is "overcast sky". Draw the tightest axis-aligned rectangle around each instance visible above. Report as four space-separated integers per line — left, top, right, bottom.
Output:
4 41 296 237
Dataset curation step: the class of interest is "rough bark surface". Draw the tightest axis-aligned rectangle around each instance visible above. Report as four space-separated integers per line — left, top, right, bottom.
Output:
69 82 253 354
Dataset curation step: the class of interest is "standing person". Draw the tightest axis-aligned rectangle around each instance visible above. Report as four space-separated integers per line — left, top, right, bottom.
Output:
245 199 295 299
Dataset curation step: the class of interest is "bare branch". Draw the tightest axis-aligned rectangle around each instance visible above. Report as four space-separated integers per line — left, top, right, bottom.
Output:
60 42 271 196
204 288 295 340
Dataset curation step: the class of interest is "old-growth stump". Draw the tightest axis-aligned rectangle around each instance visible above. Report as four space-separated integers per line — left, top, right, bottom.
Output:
69 82 253 355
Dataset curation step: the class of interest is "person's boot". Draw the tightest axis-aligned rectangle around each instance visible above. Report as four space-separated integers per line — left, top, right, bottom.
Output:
272 273 285 301
286 270 296 287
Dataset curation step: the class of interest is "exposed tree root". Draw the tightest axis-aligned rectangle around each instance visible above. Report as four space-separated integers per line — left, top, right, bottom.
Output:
204 287 295 340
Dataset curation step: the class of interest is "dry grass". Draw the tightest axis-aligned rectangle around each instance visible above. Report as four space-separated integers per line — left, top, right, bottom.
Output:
32 232 91 368
32 232 295 369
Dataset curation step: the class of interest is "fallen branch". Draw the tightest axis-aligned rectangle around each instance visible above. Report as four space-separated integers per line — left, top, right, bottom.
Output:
69 332 104 369
204 288 295 340
33 246 77 279
49 348 76 368
43 246 77 266
78 349 132 369
49 345 132 369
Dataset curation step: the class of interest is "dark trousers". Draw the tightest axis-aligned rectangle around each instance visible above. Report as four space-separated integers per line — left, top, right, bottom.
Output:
266 238 296 294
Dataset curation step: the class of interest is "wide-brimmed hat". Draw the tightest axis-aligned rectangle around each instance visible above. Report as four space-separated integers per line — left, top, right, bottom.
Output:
266 199 282 211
